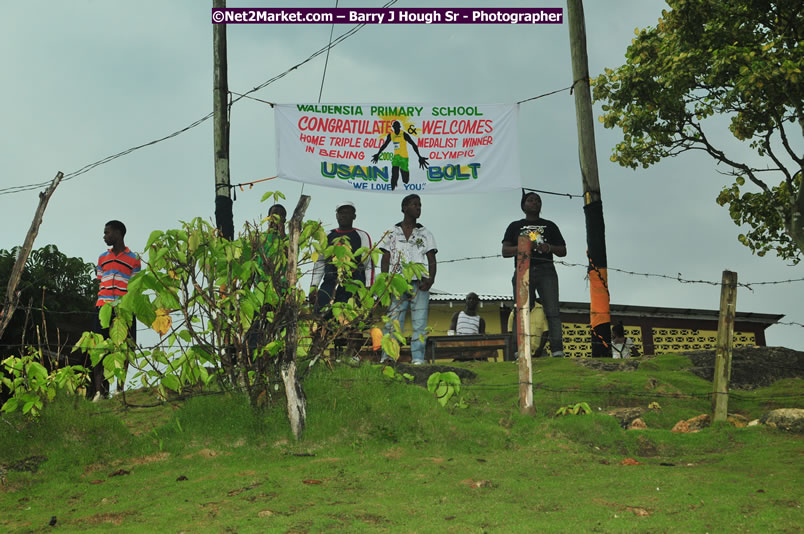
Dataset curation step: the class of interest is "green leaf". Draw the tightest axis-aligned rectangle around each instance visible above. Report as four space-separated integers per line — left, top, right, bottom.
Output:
427 372 442 393
1 397 19 413
110 317 129 345
119 292 157 327
188 231 201 253
161 374 181 392
146 230 165 250
26 362 48 381
380 334 399 361
22 399 36 414
382 366 396 379
99 303 113 329
389 275 410 295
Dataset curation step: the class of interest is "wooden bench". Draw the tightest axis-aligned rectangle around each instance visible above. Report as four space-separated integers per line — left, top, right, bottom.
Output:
425 334 515 363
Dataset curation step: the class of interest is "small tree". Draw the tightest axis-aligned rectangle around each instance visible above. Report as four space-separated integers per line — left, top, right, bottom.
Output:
71 192 416 439
593 0 803 263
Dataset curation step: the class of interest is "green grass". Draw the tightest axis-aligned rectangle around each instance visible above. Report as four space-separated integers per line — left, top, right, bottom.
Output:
1 354 802 533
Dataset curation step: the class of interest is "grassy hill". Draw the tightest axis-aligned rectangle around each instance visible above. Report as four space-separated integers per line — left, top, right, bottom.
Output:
1 354 801 533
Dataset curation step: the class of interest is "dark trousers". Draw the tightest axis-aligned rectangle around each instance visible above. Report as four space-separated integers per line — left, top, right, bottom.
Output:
512 267 563 354
91 308 136 397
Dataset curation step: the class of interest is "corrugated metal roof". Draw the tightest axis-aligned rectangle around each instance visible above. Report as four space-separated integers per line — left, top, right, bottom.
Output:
428 289 784 325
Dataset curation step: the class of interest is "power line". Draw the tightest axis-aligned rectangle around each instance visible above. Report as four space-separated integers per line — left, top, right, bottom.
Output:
2 0 596 201
521 187 583 199
318 0 339 103
0 1 399 198
516 84 574 104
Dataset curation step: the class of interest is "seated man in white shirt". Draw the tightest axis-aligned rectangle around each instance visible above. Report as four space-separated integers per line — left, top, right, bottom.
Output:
449 292 486 335
611 322 640 359
448 292 494 361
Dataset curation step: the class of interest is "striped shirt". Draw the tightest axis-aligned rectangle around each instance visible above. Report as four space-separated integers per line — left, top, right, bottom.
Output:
456 311 481 335
96 247 141 307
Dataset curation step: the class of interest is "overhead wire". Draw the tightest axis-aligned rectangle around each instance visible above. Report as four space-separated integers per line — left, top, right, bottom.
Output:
0 0 400 198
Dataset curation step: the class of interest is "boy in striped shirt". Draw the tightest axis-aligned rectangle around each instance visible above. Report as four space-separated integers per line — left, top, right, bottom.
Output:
91 220 140 400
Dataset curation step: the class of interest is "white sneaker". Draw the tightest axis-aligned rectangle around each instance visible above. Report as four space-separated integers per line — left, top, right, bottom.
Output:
412 361 425 366
551 351 565 358
92 391 102 403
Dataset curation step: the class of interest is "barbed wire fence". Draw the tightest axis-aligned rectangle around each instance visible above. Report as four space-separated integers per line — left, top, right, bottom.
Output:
1 252 801 364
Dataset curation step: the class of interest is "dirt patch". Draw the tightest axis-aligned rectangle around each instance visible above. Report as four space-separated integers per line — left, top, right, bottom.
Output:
356 513 390 525
575 359 641 372
310 457 340 464
228 482 263 496
129 452 170 465
285 521 313 534
382 363 477 387
83 452 170 478
381 447 404 460
593 498 653 517
1 455 47 474
460 479 496 489
184 448 230 459
76 511 134 526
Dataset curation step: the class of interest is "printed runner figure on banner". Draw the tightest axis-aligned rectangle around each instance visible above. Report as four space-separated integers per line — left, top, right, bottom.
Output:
371 120 429 191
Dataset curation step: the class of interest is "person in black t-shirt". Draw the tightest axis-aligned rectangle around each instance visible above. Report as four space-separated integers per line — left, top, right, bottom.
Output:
501 192 567 357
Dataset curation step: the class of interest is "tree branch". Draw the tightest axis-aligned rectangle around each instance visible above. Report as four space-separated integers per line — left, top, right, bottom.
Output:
685 122 772 194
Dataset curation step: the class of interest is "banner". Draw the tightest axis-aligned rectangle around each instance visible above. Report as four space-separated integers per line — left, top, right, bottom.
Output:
275 103 520 194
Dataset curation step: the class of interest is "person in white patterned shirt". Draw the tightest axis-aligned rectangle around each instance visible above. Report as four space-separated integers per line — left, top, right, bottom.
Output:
379 194 437 365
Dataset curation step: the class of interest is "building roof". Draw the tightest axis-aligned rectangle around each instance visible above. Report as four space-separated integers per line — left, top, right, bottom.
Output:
428 289 784 326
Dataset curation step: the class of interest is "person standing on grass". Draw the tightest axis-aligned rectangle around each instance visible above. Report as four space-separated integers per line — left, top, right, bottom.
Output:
92 220 140 401
502 192 567 357
310 201 374 315
379 194 437 365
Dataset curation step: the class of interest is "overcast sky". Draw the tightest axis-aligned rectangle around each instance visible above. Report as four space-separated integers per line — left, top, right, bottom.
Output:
2 1 801 351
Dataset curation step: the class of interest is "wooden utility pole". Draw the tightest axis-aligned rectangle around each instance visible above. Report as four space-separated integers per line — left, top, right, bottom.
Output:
213 0 233 240
0 172 62 340
516 234 534 415
712 270 737 422
567 0 611 357
282 195 311 440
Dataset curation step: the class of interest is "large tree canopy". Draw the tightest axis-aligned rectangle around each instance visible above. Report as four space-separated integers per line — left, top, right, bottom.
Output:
593 0 803 263
0 244 97 349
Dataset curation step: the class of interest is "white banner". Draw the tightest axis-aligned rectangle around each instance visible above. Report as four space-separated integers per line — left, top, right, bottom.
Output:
275 103 520 194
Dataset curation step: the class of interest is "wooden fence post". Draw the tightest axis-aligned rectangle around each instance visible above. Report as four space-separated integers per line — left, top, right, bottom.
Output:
0 172 63 340
712 270 737 422
516 234 534 415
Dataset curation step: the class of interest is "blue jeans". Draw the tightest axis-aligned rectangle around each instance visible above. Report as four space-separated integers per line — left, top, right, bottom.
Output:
383 280 430 363
512 267 563 353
